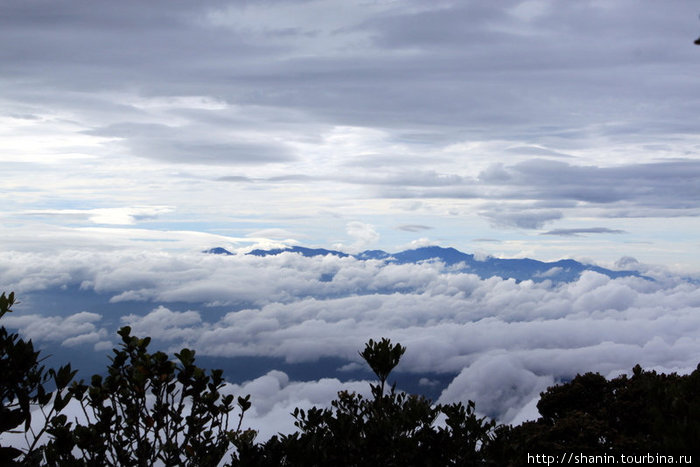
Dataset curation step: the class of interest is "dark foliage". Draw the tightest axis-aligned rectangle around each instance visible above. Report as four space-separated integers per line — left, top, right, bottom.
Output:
487 364 700 464
1 292 253 466
43 326 254 466
0 292 77 466
233 338 497 466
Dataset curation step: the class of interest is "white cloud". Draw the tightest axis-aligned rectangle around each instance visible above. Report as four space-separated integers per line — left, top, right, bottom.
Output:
223 371 372 441
438 354 554 424
21 206 173 225
2 250 698 424
2 310 107 348
342 221 380 253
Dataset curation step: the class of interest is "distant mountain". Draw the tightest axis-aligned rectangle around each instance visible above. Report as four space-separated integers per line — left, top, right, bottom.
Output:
248 246 349 258
354 250 392 260
387 246 643 282
203 247 234 255
204 245 645 283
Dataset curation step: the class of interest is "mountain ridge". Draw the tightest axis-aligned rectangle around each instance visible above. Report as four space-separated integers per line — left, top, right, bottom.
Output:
204 245 646 283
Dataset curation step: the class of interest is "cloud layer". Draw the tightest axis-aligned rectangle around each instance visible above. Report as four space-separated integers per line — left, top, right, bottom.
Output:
2 250 698 425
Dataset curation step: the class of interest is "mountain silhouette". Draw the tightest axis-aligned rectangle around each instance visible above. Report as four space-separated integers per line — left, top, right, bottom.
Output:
205 245 645 283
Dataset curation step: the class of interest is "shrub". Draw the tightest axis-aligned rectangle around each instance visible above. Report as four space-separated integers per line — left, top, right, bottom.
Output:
0 291 77 465
233 338 497 466
0 291 254 466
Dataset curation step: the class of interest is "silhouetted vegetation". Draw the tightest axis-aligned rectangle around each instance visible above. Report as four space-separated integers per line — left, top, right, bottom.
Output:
1 292 253 466
2 291 699 465
489 363 700 463
0 292 77 465
232 338 496 466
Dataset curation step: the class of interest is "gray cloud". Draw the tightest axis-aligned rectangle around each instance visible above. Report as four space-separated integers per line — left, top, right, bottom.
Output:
216 175 255 183
396 224 432 232
377 159 700 228
2 0 699 248
503 159 700 206
2 1 698 139
480 207 563 229
504 146 573 158
541 227 627 237
86 123 295 165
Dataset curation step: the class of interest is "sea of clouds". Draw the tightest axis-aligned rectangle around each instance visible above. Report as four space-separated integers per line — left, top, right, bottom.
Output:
1 250 699 438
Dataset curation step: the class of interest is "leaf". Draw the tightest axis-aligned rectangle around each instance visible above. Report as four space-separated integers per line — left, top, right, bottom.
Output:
0 409 25 432
0 446 24 462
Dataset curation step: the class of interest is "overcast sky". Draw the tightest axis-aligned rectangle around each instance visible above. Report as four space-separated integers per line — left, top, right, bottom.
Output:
2 0 700 269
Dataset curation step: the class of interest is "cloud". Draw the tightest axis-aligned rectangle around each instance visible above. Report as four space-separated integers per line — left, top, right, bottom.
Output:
121 306 203 342
500 159 700 210
3 250 699 424
438 354 554 423
2 310 108 348
223 371 372 441
541 227 627 237
504 145 572 158
4 1 698 147
245 228 306 240
534 267 563 278
396 224 432 232
344 221 380 251
86 123 296 165
480 207 563 229
382 158 700 230
21 206 173 225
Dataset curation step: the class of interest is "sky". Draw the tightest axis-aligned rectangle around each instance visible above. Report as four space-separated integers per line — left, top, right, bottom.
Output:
1 0 700 270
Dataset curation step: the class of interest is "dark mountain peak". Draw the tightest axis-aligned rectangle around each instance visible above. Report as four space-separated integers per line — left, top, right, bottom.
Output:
248 246 349 258
203 247 234 255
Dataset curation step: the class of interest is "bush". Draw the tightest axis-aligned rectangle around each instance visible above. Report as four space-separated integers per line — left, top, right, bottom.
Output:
233 338 497 466
488 364 700 461
0 292 254 466
44 326 255 466
0 292 76 465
